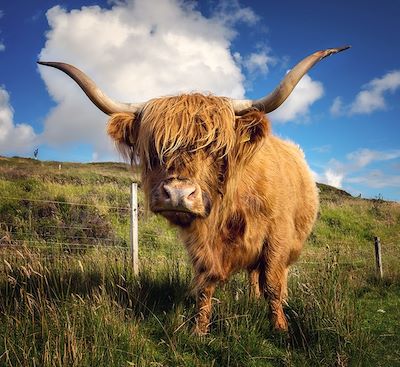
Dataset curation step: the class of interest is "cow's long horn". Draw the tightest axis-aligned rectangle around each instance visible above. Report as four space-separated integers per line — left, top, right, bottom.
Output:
231 46 350 115
37 61 144 115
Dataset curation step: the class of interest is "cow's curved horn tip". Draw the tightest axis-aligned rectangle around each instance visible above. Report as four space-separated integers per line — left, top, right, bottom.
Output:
322 45 351 59
37 61 58 67
338 45 351 51
332 45 351 54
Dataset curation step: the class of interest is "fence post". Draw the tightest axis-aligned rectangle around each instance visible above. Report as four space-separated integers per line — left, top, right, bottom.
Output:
130 182 139 275
374 236 383 279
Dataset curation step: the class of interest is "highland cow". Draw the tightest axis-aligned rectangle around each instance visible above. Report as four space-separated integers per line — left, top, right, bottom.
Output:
38 46 349 334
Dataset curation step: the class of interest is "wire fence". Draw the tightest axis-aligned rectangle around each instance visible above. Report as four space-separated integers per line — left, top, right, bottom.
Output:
0 194 133 249
1 191 397 277
0 196 131 210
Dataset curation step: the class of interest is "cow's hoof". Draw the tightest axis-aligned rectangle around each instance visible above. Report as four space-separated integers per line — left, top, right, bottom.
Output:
272 315 288 332
192 324 209 336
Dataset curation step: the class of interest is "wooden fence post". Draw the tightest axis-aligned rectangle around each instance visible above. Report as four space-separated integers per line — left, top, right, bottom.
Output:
374 236 383 279
130 182 139 275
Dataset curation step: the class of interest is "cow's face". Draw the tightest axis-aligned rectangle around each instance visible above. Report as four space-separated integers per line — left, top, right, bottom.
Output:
144 149 217 226
108 94 269 227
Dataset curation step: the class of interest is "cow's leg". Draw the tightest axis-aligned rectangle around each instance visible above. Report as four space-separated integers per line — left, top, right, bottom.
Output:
281 267 289 303
193 279 217 335
261 251 289 332
248 268 261 299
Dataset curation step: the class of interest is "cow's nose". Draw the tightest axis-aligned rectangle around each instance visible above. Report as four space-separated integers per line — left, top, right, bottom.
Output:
162 182 197 207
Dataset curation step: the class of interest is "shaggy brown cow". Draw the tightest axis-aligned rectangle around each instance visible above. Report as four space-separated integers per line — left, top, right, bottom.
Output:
38 46 349 334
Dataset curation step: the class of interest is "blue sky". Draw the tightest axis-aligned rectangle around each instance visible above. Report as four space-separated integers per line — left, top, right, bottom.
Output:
0 0 399 201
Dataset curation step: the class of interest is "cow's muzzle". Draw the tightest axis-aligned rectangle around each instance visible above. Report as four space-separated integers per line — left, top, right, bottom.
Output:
162 180 198 210
151 178 211 226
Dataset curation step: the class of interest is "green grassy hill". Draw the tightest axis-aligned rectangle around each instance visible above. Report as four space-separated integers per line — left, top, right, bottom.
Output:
0 156 399 366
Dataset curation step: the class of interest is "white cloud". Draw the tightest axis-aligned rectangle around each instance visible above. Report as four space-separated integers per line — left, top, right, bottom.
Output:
0 86 38 155
212 0 259 27
350 91 385 115
324 168 344 188
330 96 343 116
270 73 324 123
38 0 254 160
235 47 277 80
243 51 275 75
331 70 400 116
347 148 400 169
347 170 400 189
317 148 400 189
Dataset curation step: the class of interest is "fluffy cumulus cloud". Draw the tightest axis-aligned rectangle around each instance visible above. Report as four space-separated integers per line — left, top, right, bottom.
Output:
38 0 255 160
37 0 327 160
0 86 37 154
331 70 400 116
317 148 400 189
270 74 324 123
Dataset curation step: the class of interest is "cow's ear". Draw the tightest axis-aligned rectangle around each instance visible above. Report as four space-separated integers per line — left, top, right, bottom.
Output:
235 110 270 147
107 112 137 146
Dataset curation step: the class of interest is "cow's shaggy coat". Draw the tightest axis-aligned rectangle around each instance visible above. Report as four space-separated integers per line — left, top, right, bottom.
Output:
108 93 319 334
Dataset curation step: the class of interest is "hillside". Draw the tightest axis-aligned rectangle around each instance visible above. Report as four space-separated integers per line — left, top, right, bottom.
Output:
0 155 383 201
0 155 399 366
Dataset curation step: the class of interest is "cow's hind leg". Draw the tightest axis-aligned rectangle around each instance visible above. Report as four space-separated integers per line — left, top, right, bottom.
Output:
248 268 262 299
261 247 289 332
281 267 289 303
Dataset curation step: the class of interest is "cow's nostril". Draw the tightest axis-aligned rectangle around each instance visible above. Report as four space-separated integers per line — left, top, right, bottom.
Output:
162 184 172 200
187 187 197 201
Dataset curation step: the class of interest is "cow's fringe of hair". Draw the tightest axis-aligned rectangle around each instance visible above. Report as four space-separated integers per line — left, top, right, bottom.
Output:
136 94 269 210
137 94 237 170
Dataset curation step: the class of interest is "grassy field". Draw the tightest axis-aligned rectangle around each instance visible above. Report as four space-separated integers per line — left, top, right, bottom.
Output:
0 156 399 366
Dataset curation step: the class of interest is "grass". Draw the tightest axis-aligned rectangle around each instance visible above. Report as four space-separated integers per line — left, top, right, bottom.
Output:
1 156 400 366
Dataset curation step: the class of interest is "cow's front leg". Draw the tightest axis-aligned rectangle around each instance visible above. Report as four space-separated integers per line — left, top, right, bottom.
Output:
193 279 217 335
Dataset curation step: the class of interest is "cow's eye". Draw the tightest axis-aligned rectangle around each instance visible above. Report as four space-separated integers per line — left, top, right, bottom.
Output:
149 155 160 169
217 158 228 185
